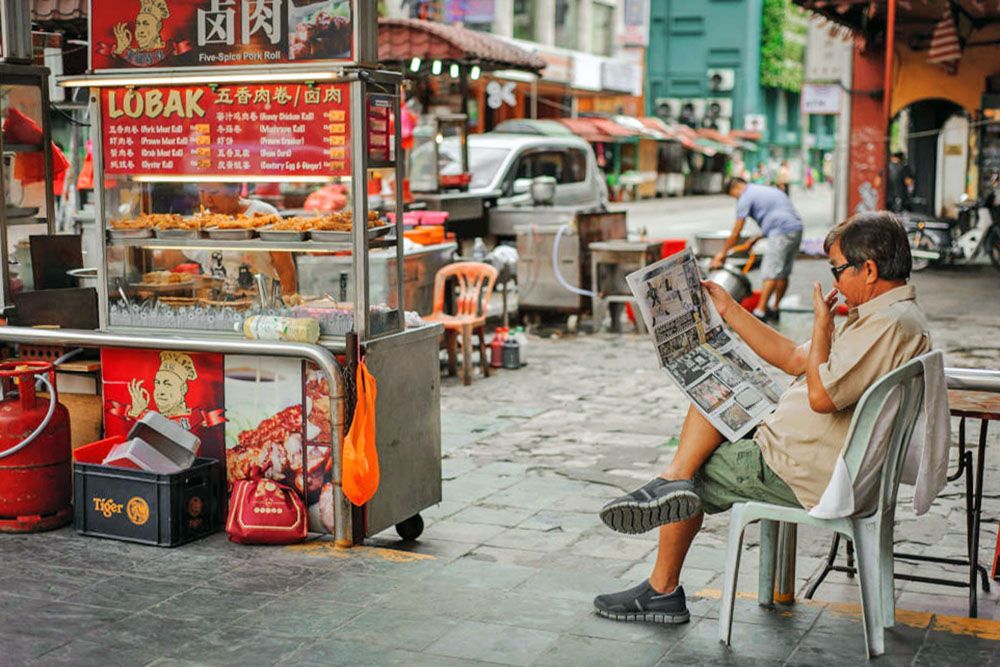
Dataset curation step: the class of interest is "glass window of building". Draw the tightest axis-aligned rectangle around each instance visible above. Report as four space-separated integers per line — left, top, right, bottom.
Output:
555 0 579 50
592 2 614 56
514 0 536 41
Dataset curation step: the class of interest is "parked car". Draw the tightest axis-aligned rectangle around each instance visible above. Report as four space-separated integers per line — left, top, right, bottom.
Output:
409 132 609 210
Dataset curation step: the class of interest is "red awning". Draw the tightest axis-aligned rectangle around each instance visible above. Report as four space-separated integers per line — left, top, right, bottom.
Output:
31 0 85 21
730 130 763 142
587 117 641 139
556 118 615 143
379 18 545 72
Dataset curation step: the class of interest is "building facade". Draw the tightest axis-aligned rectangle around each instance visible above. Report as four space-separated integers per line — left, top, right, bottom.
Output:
387 0 648 130
646 0 831 175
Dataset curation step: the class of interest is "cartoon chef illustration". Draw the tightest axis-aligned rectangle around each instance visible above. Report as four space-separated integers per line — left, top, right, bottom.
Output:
127 351 199 424
111 0 174 67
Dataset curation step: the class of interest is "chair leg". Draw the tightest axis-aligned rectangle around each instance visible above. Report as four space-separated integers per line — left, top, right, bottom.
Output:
852 522 886 658
461 325 473 386
719 504 747 646
878 519 896 628
445 330 458 377
477 325 490 378
757 519 779 607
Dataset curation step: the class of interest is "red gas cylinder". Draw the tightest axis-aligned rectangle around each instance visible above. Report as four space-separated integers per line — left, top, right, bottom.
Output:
0 361 72 532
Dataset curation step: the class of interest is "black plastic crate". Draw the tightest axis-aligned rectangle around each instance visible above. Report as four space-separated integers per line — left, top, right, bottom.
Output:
74 458 223 547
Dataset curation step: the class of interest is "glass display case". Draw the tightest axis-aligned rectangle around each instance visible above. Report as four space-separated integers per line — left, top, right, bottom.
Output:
92 73 407 343
0 62 57 310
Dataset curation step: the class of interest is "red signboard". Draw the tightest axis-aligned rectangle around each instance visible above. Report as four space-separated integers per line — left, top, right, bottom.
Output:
100 83 350 179
90 0 353 71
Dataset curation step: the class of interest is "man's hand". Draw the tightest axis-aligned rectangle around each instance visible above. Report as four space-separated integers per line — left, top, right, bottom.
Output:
701 280 736 319
812 283 838 337
709 252 726 270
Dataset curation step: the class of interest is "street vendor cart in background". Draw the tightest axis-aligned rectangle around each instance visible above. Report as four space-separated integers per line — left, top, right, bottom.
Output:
46 0 442 545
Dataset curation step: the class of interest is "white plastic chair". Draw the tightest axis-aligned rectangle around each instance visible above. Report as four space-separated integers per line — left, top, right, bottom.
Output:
718 352 934 659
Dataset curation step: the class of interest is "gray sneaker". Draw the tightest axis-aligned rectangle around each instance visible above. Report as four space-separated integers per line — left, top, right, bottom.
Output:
593 581 690 624
599 477 701 534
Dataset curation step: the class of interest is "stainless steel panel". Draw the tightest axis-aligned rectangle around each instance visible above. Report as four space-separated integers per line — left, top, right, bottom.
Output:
413 193 486 222
363 324 443 537
516 225 582 310
489 206 576 237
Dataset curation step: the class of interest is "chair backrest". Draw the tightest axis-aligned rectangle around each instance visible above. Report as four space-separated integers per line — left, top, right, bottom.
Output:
431 262 499 319
841 351 937 516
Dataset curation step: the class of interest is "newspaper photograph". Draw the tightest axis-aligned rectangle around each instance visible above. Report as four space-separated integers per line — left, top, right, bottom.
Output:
626 248 784 441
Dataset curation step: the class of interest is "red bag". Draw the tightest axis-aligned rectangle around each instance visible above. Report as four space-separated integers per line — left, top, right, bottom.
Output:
225 467 307 545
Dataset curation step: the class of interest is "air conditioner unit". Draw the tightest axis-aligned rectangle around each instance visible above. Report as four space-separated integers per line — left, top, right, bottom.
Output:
707 68 735 92
705 97 733 119
654 98 682 121
680 98 706 123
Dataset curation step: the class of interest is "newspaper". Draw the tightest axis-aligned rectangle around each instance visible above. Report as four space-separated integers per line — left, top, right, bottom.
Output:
625 248 784 442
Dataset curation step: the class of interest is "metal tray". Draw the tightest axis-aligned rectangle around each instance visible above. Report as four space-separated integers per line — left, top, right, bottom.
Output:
205 227 254 240
4 206 39 220
108 228 153 239
309 224 394 243
155 228 201 239
258 226 307 242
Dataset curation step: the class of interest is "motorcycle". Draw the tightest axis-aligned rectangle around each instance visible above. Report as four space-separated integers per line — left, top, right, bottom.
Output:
904 181 1000 272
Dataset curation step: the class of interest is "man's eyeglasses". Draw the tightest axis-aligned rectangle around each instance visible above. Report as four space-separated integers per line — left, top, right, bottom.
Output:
830 262 855 281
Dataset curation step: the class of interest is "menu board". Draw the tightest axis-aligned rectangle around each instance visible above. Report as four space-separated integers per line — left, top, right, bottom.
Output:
100 83 350 179
90 0 353 71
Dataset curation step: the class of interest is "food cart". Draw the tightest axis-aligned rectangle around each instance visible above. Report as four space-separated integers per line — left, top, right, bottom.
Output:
49 0 442 545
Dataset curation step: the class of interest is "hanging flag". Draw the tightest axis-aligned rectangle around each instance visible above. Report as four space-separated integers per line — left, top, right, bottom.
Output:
927 5 962 72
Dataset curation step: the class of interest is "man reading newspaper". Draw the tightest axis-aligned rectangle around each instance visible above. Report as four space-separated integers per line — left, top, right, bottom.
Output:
593 212 930 624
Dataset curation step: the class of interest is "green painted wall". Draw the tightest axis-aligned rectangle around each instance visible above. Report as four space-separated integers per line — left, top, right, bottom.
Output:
646 0 812 163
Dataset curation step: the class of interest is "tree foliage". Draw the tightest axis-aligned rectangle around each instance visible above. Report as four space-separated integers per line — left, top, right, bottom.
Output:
760 0 805 92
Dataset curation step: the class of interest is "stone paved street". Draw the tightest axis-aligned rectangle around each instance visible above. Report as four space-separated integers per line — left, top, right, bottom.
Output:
2 191 1000 665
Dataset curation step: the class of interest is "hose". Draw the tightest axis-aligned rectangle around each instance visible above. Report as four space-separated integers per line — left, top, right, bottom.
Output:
0 373 58 460
552 223 596 298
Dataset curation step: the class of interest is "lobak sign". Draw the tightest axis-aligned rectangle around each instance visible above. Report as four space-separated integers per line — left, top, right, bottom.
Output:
100 83 351 178
90 0 354 71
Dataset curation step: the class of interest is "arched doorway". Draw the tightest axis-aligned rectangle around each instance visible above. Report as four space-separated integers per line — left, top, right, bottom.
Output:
892 98 967 216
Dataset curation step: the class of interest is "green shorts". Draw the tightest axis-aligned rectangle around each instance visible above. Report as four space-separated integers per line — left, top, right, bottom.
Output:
693 438 802 514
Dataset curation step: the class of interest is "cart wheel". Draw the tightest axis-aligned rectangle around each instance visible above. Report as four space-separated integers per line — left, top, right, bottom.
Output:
396 514 424 541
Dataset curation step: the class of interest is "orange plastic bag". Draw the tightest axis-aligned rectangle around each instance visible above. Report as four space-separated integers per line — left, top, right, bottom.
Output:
342 360 379 506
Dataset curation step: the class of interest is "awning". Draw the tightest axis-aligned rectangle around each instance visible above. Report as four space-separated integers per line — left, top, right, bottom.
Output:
587 117 641 140
379 18 545 73
556 118 615 143
31 0 85 21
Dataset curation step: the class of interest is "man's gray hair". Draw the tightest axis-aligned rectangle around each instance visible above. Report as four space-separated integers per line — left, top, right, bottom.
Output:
823 211 912 281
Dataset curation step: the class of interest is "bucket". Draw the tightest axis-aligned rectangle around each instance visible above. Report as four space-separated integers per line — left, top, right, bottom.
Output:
706 267 752 303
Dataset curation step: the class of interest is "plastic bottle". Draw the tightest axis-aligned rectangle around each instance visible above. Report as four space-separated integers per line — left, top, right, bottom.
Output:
490 327 506 368
472 237 487 261
237 315 320 343
512 326 528 365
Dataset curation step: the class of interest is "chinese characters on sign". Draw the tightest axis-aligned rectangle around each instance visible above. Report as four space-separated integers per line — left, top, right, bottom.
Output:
101 83 350 178
92 0 354 70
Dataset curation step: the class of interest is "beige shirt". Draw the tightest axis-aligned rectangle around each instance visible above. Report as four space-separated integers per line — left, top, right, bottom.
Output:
754 284 931 509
